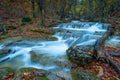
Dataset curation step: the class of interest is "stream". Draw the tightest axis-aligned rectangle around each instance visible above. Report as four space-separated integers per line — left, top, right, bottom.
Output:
0 21 113 79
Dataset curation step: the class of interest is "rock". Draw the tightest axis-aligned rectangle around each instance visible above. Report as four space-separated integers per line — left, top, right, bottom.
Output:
30 51 54 65
0 49 11 63
0 49 11 56
30 51 44 63
67 46 92 65
0 67 14 80
71 68 99 80
47 70 72 80
0 57 10 63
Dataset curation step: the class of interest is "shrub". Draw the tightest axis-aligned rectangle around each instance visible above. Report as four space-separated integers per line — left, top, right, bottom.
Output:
32 10 40 18
8 25 16 30
21 16 32 23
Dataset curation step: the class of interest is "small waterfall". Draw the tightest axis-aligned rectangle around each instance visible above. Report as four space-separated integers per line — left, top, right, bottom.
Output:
55 21 108 47
0 21 109 80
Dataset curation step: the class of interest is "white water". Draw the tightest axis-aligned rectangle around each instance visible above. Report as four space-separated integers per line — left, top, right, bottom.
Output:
105 36 120 48
0 45 4 50
55 22 107 33
0 38 68 70
0 21 108 79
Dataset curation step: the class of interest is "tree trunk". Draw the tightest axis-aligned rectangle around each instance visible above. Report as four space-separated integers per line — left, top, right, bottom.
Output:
31 0 35 18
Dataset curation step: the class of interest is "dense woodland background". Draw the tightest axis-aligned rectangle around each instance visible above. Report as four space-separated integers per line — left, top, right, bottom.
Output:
0 0 120 37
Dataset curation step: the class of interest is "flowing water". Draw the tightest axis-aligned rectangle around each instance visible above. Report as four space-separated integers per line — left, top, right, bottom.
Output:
0 21 109 79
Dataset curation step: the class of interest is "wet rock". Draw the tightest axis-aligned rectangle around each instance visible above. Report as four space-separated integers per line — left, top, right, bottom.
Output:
0 49 11 63
30 51 54 65
47 70 72 80
30 51 44 62
77 45 95 53
54 57 71 68
67 46 92 65
0 57 10 63
71 68 99 80
0 49 11 56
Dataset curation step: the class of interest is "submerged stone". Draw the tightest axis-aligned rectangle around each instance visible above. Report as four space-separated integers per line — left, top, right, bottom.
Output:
0 49 11 56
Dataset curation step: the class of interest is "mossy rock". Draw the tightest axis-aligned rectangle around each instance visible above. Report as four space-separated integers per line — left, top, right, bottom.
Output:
30 51 54 65
30 51 44 62
67 46 92 65
0 67 14 80
31 30 54 35
71 68 99 80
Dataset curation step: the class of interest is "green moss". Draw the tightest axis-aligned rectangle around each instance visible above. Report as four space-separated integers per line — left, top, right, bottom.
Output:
31 30 54 35
0 67 14 80
21 22 26 25
0 52 3 55
17 68 46 74
8 25 16 30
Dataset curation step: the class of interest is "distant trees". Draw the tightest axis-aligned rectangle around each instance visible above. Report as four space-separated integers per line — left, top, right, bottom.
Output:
79 0 120 19
31 0 35 17
0 0 119 25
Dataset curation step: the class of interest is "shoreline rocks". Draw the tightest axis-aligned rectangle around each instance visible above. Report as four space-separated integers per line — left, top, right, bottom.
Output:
67 46 93 66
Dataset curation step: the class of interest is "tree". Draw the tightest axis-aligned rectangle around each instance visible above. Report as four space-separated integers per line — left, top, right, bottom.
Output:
31 0 35 17
36 0 46 25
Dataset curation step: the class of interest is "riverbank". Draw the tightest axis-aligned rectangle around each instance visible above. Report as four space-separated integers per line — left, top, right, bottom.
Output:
0 17 61 41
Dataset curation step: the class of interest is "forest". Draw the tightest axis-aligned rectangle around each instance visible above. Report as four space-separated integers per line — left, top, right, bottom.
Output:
0 0 120 80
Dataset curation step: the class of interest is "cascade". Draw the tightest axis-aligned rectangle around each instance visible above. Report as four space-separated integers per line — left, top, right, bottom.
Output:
0 21 109 80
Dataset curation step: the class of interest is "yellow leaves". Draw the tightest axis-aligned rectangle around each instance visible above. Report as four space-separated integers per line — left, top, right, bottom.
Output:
24 72 30 76
97 66 104 77
113 76 120 80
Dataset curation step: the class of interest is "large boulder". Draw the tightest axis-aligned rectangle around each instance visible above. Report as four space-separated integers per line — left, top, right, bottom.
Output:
67 46 93 65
